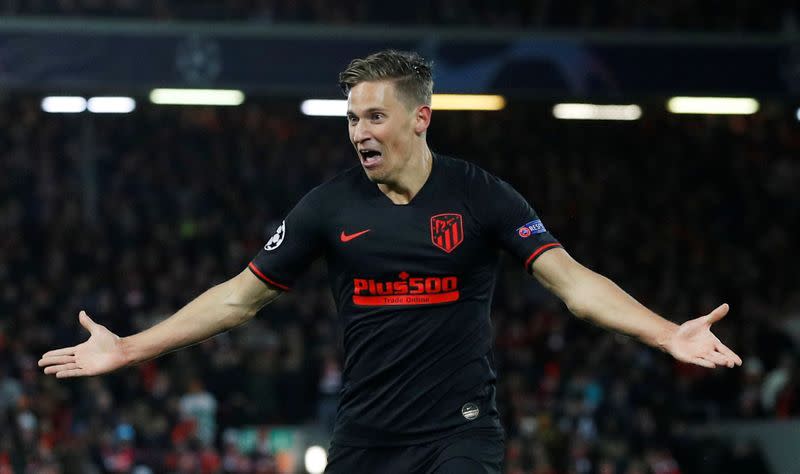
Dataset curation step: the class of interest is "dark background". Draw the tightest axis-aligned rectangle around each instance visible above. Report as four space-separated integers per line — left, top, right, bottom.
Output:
1 3 798 473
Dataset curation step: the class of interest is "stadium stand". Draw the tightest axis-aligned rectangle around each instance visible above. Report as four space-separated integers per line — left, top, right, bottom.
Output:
1 98 796 472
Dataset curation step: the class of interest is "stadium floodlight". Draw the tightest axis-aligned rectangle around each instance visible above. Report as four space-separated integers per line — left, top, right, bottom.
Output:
431 94 506 111
41 96 87 113
552 103 642 121
87 97 136 114
301 99 348 117
300 94 507 117
667 97 759 115
304 445 327 474
149 88 245 106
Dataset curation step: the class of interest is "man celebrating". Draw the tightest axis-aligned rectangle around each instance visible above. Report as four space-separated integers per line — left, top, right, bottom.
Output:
39 50 741 474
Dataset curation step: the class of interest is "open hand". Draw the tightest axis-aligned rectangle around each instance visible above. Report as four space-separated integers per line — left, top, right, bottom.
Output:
666 303 742 369
38 311 128 378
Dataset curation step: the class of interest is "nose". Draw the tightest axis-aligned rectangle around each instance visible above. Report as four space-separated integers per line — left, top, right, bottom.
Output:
352 120 371 144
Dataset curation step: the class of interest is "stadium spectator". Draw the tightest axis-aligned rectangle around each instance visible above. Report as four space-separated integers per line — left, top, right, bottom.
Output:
0 96 797 471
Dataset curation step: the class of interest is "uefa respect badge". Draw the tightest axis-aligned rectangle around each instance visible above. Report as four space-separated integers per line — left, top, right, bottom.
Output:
517 219 546 238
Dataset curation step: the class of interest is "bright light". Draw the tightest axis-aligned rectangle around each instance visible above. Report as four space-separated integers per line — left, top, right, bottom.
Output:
300 94 506 117
301 99 347 117
87 97 136 114
41 96 87 113
304 445 327 474
149 88 245 106
667 97 759 115
796 108 800 121
552 103 642 121
431 94 506 111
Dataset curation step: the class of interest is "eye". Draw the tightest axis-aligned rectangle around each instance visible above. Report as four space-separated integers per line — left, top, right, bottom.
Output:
371 113 384 121
347 115 358 125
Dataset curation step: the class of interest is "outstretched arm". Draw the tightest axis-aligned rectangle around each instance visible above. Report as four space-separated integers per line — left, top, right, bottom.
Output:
530 248 741 369
39 268 281 378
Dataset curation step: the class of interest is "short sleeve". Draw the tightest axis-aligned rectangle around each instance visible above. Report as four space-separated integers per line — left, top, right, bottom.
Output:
472 169 562 270
248 190 325 290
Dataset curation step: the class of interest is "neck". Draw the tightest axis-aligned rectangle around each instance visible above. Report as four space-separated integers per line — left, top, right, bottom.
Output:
378 146 433 205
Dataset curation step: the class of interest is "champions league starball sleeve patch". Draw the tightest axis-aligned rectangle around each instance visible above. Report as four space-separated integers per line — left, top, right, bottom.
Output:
250 189 326 289
264 220 286 251
516 219 546 238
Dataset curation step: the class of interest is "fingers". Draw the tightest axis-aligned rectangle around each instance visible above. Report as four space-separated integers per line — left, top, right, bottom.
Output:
691 357 716 369
78 310 95 332
38 355 75 367
45 363 80 375
40 347 75 359
715 342 743 366
705 351 732 367
56 368 87 379
705 303 729 324
41 311 94 372
690 347 741 369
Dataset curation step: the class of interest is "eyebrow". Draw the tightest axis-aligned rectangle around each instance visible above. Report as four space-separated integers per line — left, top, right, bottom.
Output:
347 107 386 116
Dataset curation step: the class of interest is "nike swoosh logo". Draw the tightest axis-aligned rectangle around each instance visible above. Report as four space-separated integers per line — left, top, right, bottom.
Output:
340 229 371 242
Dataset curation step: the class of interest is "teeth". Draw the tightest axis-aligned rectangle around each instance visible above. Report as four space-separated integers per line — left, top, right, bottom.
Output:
360 150 381 159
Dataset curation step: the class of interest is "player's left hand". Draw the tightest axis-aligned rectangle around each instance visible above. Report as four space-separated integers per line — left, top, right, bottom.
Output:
665 303 742 369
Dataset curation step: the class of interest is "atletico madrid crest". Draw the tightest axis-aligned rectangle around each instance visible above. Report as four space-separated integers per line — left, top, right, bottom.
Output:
430 213 464 253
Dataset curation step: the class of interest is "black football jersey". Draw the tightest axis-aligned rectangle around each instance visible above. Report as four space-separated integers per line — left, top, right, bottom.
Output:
249 154 561 446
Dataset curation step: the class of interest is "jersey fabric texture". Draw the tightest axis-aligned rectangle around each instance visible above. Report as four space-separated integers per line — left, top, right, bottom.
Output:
249 154 562 447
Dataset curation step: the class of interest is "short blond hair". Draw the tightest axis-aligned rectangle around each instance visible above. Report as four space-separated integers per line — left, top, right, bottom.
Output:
338 50 433 107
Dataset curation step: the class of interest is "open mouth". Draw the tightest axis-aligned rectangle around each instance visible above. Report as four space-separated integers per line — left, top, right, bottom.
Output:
359 149 383 167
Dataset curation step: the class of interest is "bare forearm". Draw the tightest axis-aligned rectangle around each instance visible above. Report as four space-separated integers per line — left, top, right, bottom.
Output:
566 271 678 350
532 249 740 369
37 269 279 379
121 280 257 365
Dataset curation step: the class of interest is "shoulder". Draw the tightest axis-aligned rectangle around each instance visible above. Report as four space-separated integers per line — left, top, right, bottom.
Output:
433 153 499 188
322 163 365 187
435 153 506 193
302 164 365 205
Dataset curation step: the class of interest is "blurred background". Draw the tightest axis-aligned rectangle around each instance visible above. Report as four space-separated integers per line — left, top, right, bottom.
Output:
1 2 799 474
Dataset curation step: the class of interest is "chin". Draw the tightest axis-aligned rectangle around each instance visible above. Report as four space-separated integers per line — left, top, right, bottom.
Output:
364 173 387 184
362 167 390 184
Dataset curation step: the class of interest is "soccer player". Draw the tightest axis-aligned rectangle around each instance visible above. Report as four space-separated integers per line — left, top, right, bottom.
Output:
39 50 742 474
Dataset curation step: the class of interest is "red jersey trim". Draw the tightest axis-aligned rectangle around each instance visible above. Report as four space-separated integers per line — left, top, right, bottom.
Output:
248 262 291 291
524 243 562 269
353 291 460 306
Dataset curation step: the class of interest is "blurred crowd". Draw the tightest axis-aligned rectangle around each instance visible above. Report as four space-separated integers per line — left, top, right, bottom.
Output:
1 0 799 32
1 97 798 473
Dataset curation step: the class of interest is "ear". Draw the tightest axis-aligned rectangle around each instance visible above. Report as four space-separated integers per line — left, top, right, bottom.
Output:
414 105 432 135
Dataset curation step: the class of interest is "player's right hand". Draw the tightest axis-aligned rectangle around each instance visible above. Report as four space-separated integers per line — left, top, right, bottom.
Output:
38 311 128 378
